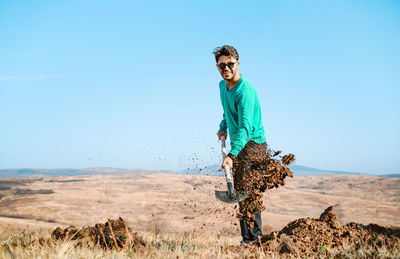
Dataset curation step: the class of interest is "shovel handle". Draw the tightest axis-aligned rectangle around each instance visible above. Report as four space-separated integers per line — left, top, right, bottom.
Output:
221 135 227 159
220 136 234 188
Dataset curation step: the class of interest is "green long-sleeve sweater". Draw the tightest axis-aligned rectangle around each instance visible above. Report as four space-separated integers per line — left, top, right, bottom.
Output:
218 76 266 156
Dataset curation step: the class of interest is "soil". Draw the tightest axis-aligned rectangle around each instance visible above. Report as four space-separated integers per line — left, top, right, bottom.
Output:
228 206 400 257
49 217 148 250
233 145 295 227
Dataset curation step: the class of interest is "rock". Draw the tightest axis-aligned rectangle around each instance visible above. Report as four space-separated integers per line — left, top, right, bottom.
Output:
319 206 340 227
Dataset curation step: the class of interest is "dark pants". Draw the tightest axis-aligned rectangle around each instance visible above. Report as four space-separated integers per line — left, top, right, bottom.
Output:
240 210 262 241
233 141 267 242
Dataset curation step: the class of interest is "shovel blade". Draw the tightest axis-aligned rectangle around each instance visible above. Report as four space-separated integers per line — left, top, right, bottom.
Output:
215 190 248 204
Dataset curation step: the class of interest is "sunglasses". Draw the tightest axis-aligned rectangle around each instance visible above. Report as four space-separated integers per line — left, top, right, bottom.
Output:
218 62 236 70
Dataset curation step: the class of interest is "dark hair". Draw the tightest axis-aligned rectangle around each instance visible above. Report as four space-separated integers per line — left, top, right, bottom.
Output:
213 45 239 63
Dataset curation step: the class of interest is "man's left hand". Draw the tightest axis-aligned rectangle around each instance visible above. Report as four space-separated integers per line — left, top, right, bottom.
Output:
222 156 233 169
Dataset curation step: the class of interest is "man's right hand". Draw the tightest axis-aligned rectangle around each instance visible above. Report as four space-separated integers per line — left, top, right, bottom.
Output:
217 131 227 140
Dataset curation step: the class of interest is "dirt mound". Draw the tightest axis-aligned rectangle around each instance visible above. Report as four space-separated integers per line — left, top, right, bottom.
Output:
254 206 400 257
50 217 148 250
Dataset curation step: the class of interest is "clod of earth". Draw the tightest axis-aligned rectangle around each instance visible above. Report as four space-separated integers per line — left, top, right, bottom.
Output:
226 206 400 257
234 147 296 227
49 217 148 250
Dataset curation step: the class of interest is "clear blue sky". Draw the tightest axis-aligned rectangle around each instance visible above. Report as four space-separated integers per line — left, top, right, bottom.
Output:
1 0 399 174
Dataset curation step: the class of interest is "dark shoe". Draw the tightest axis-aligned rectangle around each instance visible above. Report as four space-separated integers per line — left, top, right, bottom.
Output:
240 238 258 245
240 239 251 245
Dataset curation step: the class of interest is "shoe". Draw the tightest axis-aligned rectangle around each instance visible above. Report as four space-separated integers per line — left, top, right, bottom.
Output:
240 240 249 245
240 239 254 245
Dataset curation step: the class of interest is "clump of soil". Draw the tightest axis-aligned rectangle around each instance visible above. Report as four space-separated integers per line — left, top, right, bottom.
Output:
252 206 400 257
233 144 295 227
49 217 148 250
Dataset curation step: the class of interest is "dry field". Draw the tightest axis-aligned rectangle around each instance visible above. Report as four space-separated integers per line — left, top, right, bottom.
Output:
0 173 399 258
0 173 399 232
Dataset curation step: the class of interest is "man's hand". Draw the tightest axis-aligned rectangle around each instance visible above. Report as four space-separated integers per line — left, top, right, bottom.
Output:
222 156 233 169
217 131 227 140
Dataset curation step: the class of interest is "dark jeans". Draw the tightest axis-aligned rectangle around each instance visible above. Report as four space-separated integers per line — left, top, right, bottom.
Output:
240 210 262 241
233 141 267 241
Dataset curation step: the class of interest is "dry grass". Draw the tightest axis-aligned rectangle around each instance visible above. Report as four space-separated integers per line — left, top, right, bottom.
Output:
0 228 399 259
0 228 258 259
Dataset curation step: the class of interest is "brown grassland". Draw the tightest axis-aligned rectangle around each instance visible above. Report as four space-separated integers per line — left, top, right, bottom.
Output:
0 173 399 258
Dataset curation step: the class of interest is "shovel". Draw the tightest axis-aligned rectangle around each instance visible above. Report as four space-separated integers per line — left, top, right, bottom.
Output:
215 136 248 203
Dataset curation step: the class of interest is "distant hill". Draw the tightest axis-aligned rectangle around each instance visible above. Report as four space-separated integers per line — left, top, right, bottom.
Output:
381 174 400 178
0 168 170 178
289 165 363 176
290 165 399 178
0 166 398 178
180 164 366 177
181 164 399 178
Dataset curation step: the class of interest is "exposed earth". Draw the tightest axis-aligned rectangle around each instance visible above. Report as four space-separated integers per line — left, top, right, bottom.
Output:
13 206 399 257
226 206 400 257
50 217 148 251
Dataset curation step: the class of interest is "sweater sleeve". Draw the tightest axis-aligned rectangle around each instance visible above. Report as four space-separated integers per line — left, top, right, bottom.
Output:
230 89 255 156
218 113 227 132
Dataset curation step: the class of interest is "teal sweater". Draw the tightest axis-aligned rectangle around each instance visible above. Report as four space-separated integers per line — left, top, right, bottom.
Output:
218 76 266 156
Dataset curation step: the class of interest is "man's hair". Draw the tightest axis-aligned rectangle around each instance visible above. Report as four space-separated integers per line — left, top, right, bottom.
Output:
213 45 239 63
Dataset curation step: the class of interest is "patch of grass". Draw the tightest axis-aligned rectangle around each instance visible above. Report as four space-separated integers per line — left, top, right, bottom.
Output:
0 229 399 258
45 180 84 183
14 188 54 195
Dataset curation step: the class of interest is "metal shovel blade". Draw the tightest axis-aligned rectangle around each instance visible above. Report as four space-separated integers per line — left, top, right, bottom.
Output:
215 190 248 204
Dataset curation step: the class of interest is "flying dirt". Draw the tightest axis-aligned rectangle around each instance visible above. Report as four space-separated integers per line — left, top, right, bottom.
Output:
233 146 295 228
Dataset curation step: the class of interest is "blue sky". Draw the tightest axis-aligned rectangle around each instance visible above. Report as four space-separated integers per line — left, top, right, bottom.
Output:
1 0 399 174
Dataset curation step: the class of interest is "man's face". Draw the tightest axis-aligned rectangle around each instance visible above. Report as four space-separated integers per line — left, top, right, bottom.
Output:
216 55 240 81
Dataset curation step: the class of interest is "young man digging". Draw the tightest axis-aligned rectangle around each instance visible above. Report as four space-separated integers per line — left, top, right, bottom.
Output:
214 45 268 245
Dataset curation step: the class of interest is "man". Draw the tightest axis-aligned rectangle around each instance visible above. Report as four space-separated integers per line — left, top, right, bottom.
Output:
214 45 267 244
